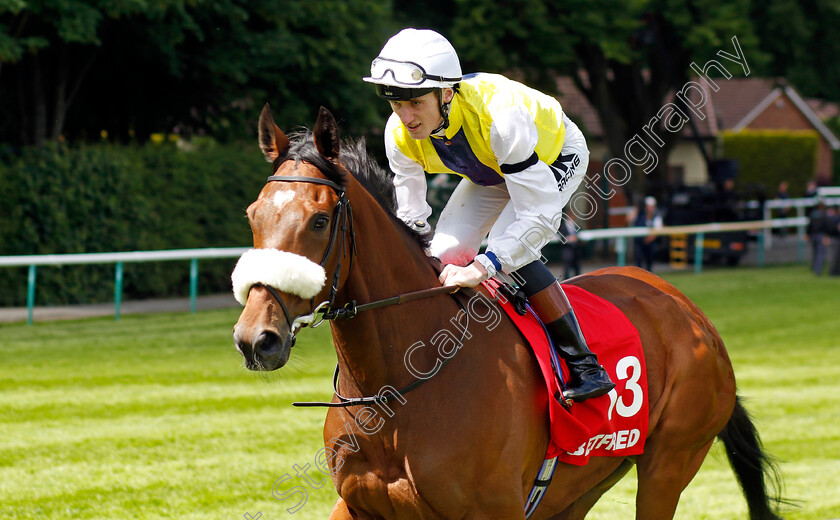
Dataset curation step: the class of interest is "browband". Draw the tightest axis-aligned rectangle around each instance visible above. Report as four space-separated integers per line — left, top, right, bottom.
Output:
267 175 343 192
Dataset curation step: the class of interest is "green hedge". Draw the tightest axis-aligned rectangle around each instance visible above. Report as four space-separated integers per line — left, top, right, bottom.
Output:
721 129 819 196
0 142 268 306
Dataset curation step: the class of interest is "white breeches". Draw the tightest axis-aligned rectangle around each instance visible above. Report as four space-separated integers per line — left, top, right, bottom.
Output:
429 116 589 271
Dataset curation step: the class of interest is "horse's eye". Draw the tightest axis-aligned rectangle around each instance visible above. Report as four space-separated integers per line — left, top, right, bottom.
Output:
312 215 330 230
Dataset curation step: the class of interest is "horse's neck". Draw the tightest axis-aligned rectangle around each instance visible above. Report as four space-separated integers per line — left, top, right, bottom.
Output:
329 181 451 394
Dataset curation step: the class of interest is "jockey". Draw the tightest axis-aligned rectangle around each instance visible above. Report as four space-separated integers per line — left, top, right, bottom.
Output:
363 28 614 403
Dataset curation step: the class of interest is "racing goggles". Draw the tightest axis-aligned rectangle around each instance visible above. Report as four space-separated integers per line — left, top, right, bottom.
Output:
368 58 460 86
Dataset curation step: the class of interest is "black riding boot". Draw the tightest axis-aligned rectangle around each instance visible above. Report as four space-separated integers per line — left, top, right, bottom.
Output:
529 281 615 403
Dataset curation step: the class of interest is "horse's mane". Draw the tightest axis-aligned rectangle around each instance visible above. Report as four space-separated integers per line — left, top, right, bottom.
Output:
280 129 432 249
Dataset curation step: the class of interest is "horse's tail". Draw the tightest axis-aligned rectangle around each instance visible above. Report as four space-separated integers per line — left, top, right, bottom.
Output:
718 395 786 520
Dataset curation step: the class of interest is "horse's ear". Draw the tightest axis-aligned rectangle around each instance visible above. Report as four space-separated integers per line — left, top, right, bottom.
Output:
313 106 340 160
258 103 290 163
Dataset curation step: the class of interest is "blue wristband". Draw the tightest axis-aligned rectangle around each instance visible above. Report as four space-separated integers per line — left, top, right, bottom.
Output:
484 251 502 272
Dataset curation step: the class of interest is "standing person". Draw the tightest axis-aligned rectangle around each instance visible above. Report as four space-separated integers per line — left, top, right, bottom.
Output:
775 181 790 236
631 196 664 271
829 207 840 276
807 200 833 275
363 28 614 402
775 181 790 204
559 212 581 279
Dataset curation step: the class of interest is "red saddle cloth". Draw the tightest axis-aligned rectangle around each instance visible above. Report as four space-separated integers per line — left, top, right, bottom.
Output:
481 279 649 465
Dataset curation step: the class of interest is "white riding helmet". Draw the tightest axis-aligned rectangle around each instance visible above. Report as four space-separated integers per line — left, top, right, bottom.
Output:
363 28 462 100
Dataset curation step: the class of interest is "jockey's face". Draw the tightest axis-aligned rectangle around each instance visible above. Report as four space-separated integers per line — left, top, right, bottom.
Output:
388 89 453 140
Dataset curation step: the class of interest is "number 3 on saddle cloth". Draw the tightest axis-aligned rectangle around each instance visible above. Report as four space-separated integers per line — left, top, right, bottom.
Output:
481 279 649 465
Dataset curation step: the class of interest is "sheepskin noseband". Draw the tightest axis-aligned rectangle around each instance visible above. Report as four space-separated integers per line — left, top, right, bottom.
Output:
231 249 327 305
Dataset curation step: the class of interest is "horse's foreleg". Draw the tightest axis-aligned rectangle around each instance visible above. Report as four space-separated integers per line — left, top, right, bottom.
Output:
634 441 714 520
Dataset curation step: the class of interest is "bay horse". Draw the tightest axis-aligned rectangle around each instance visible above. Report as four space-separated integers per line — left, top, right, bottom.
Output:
232 105 784 519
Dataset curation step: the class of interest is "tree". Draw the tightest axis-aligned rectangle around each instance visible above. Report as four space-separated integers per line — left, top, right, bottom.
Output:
563 0 762 196
750 0 840 102
0 0 122 146
0 0 395 146
449 0 761 199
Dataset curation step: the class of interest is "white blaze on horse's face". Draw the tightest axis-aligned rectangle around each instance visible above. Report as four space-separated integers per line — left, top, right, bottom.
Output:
272 189 296 211
246 171 337 256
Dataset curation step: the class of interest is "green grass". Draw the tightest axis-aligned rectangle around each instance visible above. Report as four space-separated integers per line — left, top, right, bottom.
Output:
1 265 839 519
0 310 342 519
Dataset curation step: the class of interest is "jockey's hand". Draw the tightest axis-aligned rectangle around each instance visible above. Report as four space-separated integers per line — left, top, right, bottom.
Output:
439 262 488 288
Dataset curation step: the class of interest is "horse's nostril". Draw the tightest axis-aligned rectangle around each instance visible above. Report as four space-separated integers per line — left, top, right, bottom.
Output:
233 328 250 354
254 331 282 355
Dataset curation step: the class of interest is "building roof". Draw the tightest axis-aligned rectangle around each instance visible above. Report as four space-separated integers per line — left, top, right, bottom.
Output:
725 79 840 149
806 98 840 121
555 75 839 149
706 77 777 130
555 74 718 139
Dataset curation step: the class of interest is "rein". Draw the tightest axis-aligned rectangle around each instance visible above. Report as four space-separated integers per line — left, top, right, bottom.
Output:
294 289 469 408
258 170 464 408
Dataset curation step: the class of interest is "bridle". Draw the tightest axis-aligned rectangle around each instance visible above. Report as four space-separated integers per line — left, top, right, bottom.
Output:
255 173 357 338
250 166 466 407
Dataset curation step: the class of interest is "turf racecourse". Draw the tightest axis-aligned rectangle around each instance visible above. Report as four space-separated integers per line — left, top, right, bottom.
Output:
1 265 838 520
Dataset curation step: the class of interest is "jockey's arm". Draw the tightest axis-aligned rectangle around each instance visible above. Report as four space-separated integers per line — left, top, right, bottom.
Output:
473 105 565 278
386 118 433 234
387 105 569 288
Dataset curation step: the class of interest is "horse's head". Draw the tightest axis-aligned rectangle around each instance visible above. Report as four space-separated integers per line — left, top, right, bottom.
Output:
232 105 352 371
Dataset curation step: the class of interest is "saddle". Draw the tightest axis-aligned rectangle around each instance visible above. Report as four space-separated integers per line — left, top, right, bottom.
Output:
481 278 649 464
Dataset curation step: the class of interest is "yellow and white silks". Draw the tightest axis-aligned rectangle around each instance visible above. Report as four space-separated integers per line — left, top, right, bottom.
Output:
385 73 589 275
